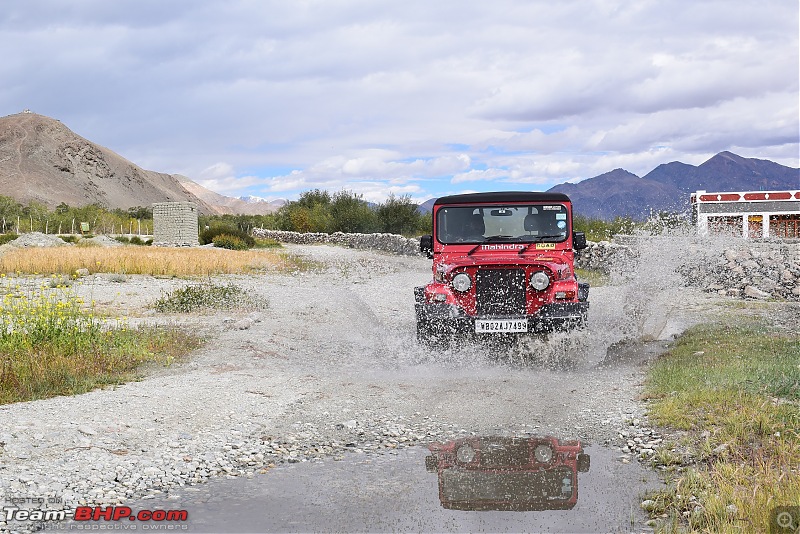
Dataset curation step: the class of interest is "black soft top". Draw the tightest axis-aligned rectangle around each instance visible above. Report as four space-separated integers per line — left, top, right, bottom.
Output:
434 191 571 205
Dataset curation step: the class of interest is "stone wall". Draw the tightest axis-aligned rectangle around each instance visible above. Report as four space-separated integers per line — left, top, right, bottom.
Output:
574 240 637 273
254 228 799 301
251 229 420 256
152 202 199 247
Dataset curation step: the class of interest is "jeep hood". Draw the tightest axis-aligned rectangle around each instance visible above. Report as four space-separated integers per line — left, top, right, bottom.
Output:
438 253 571 271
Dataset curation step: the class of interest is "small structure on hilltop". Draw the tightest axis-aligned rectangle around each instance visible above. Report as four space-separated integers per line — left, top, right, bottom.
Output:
691 190 800 239
152 202 199 246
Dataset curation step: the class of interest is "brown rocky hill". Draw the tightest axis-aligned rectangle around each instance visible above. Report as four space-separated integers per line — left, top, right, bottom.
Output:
0 112 279 215
175 175 283 215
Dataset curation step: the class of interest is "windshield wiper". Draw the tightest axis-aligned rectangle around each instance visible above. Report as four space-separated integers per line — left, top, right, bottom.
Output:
468 243 483 256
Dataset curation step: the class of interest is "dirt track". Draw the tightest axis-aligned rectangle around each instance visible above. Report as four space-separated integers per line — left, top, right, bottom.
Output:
0 242 730 532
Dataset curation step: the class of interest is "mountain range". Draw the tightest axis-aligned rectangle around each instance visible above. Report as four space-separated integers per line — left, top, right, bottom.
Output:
1 112 797 220
416 152 798 219
548 151 798 220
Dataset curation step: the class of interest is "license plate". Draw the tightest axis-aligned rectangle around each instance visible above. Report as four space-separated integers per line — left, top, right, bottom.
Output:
475 319 528 333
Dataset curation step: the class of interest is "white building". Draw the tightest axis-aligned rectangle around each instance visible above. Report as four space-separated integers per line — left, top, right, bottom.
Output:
691 190 800 239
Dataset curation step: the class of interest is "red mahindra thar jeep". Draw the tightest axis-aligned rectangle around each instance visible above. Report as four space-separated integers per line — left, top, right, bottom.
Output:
415 191 589 346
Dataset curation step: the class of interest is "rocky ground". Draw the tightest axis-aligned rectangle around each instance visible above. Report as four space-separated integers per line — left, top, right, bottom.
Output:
0 239 787 533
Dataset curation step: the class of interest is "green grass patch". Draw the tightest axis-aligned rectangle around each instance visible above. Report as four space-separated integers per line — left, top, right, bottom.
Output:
154 282 268 313
275 252 325 274
642 321 800 532
647 323 799 403
253 237 283 249
575 267 609 287
0 279 202 404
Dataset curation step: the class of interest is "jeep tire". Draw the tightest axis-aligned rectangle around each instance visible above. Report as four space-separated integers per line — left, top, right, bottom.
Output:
416 319 448 350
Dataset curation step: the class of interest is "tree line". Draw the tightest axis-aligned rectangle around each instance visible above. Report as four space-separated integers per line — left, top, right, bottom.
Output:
0 191 432 237
0 196 154 235
0 192 686 240
201 190 431 237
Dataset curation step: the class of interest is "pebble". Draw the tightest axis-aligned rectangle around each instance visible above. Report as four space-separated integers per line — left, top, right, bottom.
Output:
232 318 254 330
1 412 470 528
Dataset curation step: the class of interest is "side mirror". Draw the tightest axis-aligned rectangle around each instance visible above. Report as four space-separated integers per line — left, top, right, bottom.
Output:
419 235 434 258
572 231 587 251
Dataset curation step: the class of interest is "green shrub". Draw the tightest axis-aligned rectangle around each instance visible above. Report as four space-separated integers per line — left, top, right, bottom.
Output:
0 233 18 245
0 279 202 404
154 283 268 313
212 234 248 250
129 236 144 246
376 193 429 235
199 225 254 247
573 215 638 241
144 239 153 246
114 236 131 244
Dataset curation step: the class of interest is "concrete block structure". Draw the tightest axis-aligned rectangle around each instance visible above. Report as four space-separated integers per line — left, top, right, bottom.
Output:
152 202 199 246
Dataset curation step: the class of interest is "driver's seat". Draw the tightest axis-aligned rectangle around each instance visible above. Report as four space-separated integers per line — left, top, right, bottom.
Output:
524 214 541 234
464 214 485 240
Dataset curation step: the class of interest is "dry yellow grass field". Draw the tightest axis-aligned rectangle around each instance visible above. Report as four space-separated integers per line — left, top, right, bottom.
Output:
0 246 297 276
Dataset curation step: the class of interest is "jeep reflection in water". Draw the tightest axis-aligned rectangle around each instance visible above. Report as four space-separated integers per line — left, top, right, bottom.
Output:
425 436 591 511
414 192 589 346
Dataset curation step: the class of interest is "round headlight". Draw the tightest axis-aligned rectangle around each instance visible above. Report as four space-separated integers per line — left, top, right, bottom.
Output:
530 271 550 291
452 273 472 292
534 444 554 463
456 444 476 463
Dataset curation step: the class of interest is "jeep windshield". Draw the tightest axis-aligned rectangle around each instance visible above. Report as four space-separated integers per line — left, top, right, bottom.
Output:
436 204 569 244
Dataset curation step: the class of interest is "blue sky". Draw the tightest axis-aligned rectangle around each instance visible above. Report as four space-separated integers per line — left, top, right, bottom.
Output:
2 0 798 204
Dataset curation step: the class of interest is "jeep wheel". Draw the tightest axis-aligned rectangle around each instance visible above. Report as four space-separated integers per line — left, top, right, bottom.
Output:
578 308 588 329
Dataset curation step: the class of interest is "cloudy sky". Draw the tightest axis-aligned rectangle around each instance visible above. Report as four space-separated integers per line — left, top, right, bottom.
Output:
2 0 798 203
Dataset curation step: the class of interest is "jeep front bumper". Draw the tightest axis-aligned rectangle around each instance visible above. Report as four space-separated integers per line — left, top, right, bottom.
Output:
415 297 588 334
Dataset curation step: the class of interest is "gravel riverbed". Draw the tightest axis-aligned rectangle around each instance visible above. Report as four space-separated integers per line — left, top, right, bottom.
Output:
0 242 739 532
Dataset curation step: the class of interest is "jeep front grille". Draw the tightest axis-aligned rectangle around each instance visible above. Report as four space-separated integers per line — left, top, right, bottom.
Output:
479 438 531 468
476 269 526 317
